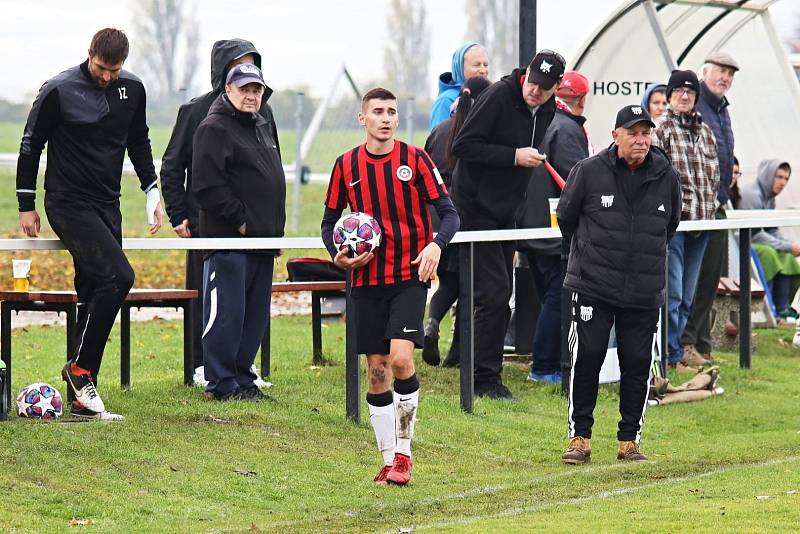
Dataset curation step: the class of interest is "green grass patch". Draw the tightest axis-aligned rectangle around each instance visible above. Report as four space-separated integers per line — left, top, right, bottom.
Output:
0 317 798 532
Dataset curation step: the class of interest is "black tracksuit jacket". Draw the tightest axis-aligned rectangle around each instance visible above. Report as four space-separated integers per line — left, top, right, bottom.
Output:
160 39 275 232
557 145 682 309
451 68 556 229
16 61 157 211
192 94 286 243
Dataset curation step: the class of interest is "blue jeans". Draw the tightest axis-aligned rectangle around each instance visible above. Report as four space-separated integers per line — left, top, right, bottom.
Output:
667 232 709 364
522 252 563 374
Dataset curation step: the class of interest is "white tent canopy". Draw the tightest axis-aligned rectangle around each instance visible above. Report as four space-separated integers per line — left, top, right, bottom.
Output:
573 0 800 208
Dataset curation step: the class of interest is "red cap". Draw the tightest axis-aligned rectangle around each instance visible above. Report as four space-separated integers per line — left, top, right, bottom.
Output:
556 71 589 98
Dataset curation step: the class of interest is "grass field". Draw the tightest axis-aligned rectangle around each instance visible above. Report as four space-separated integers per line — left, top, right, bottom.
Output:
0 314 798 532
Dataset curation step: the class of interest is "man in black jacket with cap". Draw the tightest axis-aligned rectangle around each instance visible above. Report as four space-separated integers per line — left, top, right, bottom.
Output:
557 105 681 464
160 39 274 387
451 49 564 400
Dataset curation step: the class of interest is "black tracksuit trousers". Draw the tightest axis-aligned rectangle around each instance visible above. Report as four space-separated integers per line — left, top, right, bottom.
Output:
45 192 135 380
567 292 659 443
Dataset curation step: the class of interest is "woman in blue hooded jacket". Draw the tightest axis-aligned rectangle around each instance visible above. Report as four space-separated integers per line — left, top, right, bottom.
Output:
429 42 489 129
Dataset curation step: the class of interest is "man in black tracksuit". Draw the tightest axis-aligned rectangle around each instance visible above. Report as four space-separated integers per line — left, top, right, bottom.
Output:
16 28 163 421
160 38 270 385
192 64 286 401
451 50 563 399
557 105 681 464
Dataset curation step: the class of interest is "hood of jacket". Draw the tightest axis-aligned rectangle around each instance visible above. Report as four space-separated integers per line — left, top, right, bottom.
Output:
437 71 460 96
451 41 480 85
641 83 667 110
755 158 790 203
210 39 262 93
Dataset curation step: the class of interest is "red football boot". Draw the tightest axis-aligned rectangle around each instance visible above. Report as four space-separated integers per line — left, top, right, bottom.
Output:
373 464 392 485
386 453 412 485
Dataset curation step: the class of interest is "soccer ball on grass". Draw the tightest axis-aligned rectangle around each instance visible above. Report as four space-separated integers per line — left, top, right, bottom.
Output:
16 382 63 420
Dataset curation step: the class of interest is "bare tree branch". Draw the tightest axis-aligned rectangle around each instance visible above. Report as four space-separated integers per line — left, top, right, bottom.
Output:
382 0 431 97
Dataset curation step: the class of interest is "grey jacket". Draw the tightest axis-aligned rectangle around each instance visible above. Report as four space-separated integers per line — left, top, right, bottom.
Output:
740 159 793 252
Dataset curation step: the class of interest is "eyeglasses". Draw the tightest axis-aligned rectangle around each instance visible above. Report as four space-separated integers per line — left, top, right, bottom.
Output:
673 88 697 97
539 49 566 67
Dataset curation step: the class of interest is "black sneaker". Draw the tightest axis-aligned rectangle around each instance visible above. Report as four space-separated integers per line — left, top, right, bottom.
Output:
421 319 440 366
441 343 460 368
204 388 246 401
61 362 105 413
477 383 518 401
240 385 275 402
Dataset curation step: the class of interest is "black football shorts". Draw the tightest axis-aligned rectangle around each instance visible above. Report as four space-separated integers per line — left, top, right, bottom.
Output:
353 281 427 355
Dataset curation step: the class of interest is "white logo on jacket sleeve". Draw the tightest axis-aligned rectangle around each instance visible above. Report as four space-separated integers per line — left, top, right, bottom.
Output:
118 87 127 100
658 203 665 212
396 165 413 181
580 306 593 322
601 195 614 208
433 167 444 185
540 60 552 73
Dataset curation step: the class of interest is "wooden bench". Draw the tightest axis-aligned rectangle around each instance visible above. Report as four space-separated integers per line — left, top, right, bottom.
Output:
0 289 197 411
260 281 346 378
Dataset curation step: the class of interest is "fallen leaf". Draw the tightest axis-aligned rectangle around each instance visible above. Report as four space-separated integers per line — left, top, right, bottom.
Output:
398 528 414 533
308 365 322 370
169 465 179 472
249 523 262 533
69 517 95 526
786 490 798 495
208 415 230 424
755 495 772 500
234 469 257 476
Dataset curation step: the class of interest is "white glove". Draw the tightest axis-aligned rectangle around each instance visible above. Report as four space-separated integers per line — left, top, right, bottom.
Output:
146 188 161 225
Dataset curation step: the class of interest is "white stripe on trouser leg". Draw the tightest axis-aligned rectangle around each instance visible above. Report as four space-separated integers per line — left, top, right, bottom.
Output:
567 292 579 438
634 329 658 443
202 287 218 338
74 305 91 364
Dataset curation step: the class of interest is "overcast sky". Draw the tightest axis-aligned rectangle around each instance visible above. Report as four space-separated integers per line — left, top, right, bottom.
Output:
0 0 798 103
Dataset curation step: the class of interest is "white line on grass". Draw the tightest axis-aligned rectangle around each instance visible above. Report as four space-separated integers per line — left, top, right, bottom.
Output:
410 455 800 531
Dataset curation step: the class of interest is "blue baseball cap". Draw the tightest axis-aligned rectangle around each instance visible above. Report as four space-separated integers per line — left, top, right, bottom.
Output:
225 63 265 87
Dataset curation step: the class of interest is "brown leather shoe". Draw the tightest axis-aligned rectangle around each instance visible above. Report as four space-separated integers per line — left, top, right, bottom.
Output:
562 436 591 465
682 345 712 366
617 440 648 461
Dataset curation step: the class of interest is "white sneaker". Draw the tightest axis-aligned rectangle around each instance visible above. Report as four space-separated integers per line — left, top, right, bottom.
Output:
62 363 106 413
251 365 273 389
193 366 209 387
793 330 800 349
70 402 125 421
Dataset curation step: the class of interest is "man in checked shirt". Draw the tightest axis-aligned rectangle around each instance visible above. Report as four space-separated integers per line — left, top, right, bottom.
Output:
652 69 719 374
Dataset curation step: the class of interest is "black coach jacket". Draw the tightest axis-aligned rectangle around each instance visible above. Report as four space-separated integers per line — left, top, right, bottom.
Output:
451 68 556 229
557 145 682 309
192 94 286 243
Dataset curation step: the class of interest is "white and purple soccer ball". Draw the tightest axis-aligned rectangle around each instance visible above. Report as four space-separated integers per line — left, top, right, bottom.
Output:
333 212 382 257
16 382 63 420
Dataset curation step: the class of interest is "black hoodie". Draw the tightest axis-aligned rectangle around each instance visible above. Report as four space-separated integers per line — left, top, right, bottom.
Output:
192 93 286 244
450 68 556 229
160 39 278 231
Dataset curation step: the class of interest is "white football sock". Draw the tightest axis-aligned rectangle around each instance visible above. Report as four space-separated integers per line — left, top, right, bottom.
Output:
394 389 419 457
368 401 396 465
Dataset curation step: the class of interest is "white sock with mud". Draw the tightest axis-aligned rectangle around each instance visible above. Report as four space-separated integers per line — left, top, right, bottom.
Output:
393 374 420 457
367 390 395 466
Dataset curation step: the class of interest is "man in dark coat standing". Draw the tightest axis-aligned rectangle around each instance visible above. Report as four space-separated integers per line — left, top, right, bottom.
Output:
451 50 564 400
160 39 274 387
557 105 681 464
518 70 592 385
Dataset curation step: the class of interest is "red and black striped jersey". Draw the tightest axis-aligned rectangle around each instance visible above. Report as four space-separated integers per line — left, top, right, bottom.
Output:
324 141 448 288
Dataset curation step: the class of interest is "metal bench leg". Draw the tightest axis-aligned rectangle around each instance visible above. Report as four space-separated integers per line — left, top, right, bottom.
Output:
120 304 131 389
183 301 193 386
1 303 11 417
312 291 323 364
260 322 270 379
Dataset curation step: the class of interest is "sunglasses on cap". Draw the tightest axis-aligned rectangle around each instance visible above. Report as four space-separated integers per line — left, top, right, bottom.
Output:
539 49 566 67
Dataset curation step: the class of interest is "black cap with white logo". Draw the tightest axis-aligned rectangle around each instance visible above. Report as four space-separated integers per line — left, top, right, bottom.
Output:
225 63 266 88
615 104 655 129
527 49 566 90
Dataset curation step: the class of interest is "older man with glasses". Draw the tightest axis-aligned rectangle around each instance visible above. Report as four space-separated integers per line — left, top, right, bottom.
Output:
652 70 720 374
